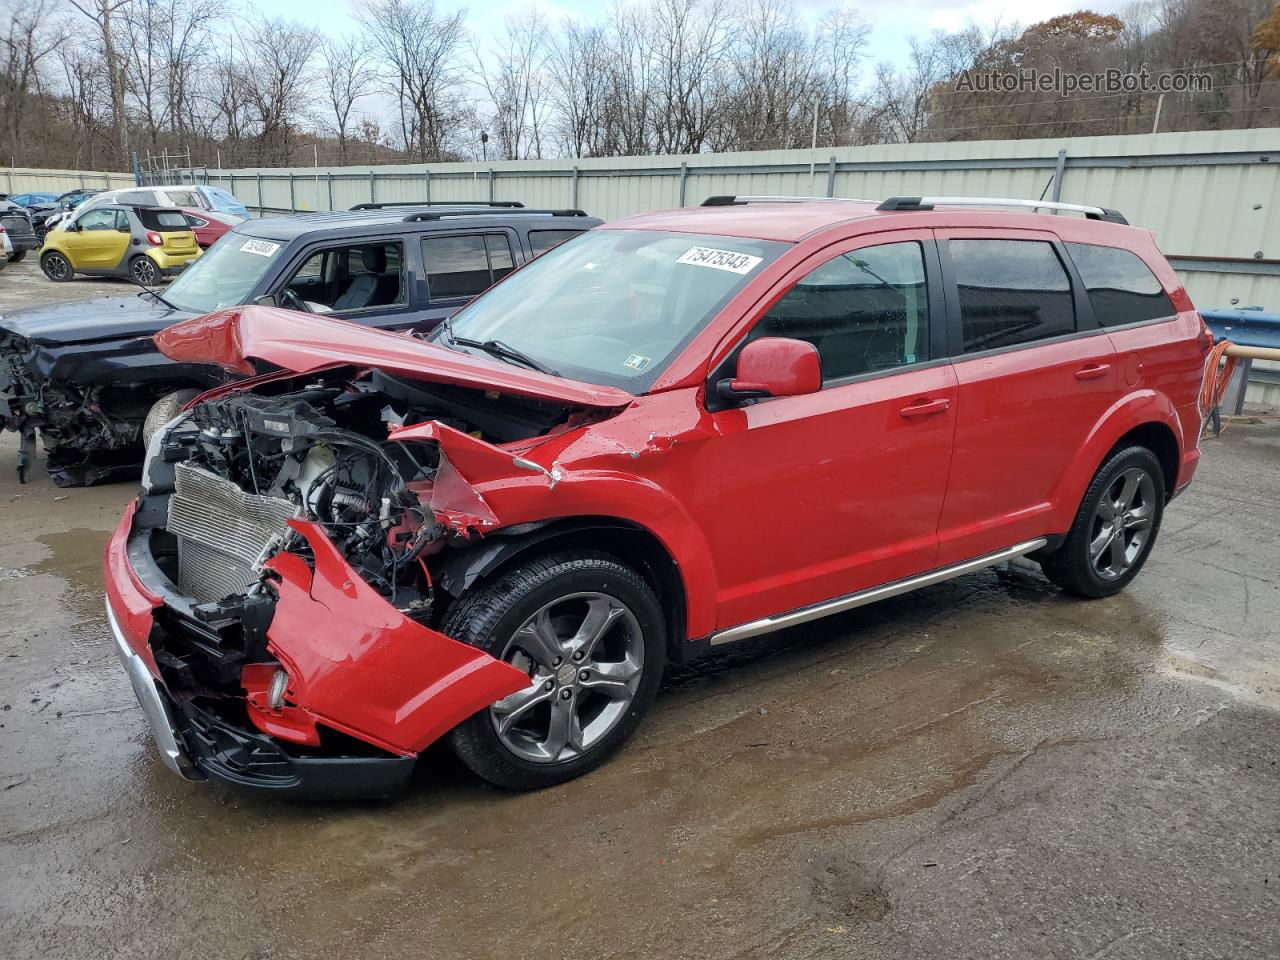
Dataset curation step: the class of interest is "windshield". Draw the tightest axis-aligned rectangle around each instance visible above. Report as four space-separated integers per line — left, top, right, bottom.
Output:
163 233 283 313
430 229 788 391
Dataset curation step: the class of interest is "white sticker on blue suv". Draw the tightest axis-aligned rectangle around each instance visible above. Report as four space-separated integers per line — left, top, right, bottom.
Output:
676 246 763 275
240 239 280 258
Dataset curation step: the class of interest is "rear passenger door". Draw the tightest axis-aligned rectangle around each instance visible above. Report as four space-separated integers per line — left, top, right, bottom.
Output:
935 229 1120 565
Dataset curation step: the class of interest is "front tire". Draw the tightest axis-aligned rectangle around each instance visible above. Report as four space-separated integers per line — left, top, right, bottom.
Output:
8 249 26 263
1040 445 1165 598
40 251 72 281
141 388 201 448
446 551 666 790
129 255 158 285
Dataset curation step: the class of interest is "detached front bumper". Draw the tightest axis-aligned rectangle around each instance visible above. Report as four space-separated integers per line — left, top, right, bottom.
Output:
103 501 525 798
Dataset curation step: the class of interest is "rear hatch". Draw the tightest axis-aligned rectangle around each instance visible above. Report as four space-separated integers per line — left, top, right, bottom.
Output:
139 207 199 256
0 205 34 243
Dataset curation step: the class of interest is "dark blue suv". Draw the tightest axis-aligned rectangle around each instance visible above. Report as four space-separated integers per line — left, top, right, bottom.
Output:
0 202 599 485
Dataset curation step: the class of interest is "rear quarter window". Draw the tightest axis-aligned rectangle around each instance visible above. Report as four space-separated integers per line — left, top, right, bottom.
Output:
139 209 189 230
529 229 584 256
1066 242 1175 327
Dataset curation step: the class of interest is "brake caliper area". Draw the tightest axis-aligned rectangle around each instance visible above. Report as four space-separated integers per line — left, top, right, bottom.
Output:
247 518 529 755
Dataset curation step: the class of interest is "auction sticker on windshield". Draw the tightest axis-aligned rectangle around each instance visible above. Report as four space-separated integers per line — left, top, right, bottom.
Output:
240 239 280 258
676 246 763 275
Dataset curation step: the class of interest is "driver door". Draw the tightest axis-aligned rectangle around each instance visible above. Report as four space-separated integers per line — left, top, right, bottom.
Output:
709 231 959 631
71 209 130 268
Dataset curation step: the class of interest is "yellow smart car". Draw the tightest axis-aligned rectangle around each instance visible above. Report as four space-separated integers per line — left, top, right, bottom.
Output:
40 204 202 285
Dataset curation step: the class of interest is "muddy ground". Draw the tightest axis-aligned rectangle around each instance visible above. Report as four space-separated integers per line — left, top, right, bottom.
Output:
1 262 1278 958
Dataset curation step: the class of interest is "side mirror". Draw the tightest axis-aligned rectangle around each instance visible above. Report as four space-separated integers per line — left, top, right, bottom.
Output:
717 337 821 404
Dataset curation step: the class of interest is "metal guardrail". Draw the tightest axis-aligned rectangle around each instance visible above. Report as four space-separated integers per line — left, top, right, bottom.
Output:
1201 308 1280 426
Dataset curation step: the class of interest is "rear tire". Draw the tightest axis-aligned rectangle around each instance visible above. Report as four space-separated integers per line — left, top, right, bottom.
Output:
8 250 26 263
1039 445 1165 598
446 551 666 790
142 388 201 448
40 251 72 281
129 255 158 285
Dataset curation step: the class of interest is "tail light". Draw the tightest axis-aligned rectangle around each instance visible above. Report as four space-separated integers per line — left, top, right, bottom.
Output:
146 231 163 246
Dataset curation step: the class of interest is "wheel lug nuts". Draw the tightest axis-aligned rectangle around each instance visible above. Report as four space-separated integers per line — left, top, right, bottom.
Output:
552 657 562 666
572 651 584 661
579 671 589 681
544 679 554 690
560 689 572 700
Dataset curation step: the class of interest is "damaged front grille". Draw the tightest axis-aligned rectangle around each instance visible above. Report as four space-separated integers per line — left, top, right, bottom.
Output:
168 462 299 603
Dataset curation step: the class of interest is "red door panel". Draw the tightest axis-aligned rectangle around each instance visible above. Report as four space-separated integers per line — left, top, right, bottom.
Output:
711 361 958 630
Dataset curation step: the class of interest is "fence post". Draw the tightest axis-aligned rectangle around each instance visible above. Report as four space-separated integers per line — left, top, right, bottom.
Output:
425 168 432 203
488 168 495 202
678 162 689 207
826 156 837 197
327 172 334 211
1051 148 1067 204
288 173 296 212
256 173 263 216
571 166 579 209
369 170 376 204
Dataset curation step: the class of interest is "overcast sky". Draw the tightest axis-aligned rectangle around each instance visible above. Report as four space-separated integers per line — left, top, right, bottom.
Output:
263 0 1128 70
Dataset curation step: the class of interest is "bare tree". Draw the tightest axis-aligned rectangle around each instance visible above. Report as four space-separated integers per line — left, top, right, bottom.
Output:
318 35 378 162
361 0 468 161
545 19 611 157
66 0 132 164
237 19 318 164
1 0 66 165
473 11 550 160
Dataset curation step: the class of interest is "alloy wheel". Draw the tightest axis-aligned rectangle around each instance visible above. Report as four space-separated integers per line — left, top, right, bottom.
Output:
132 257 157 285
490 592 644 764
42 253 69 280
1089 466 1156 580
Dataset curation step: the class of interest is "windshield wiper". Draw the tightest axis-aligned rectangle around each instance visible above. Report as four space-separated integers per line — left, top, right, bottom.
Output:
130 274 178 310
437 319 559 376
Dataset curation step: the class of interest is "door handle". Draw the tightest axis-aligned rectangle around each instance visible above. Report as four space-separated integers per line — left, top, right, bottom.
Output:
1074 363 1111 381
900 398 950 418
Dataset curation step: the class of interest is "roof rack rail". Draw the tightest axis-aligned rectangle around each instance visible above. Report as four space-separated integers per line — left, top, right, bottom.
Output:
350 200 524 210
877 196 1128 225
702 195 870 206
402 207 590 222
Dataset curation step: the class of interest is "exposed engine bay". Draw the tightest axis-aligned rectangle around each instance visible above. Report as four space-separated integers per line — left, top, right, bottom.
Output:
149 366 576 621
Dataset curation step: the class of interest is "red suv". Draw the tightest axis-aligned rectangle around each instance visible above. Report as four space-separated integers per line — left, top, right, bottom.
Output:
104 195 1208 797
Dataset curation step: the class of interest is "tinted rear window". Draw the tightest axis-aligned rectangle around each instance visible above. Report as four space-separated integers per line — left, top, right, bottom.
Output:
139 209 189 230
951 239 1075 353
1066 242 1175 327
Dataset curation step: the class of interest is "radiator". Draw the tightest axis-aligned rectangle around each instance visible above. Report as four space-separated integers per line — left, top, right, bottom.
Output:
167 463 299 604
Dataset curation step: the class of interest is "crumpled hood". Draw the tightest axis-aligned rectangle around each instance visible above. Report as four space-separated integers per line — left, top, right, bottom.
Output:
154 305 637 410
1 294 193 345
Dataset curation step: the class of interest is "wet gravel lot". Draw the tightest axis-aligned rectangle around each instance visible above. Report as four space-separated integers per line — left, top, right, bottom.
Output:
1 262 1278 959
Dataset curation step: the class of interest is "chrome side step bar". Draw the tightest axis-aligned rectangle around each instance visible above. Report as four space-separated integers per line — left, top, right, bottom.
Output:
708 538 1047 646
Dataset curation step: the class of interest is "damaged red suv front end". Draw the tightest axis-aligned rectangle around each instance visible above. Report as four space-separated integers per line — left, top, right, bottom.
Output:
104 305 650 796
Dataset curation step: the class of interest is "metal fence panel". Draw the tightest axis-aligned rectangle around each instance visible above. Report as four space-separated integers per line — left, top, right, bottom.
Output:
2 167 134 195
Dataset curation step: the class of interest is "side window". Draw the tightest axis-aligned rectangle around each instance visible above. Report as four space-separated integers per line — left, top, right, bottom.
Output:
529 229 583 257
281 242 404 312
751 241 931 383
951 239 1075 353
78 209 117 231
1066 242 1175 327
423 233 513 300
